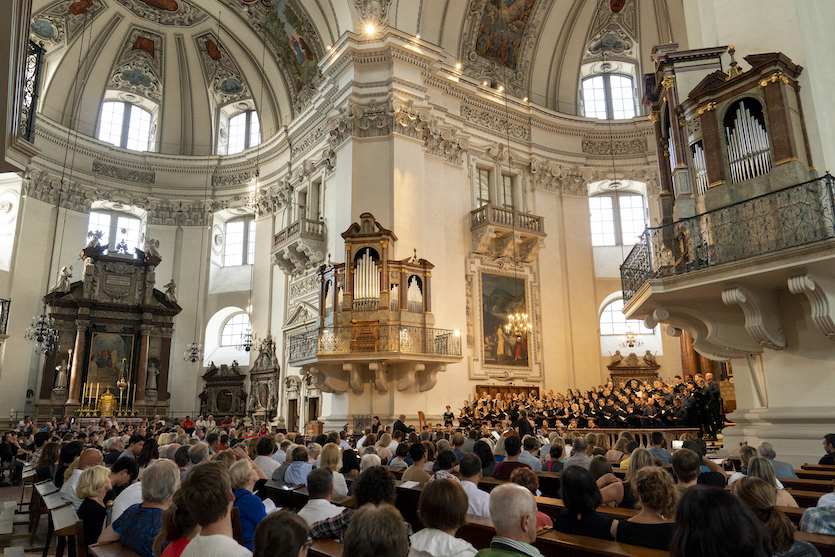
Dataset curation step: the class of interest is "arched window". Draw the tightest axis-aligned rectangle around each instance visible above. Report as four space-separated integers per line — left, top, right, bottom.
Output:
87 209 143 256
581 73 636 120
600 298 653 335
589 193 646 246
98 101 154 152
226 110 260 155
224 217 256 266
221 312 250 346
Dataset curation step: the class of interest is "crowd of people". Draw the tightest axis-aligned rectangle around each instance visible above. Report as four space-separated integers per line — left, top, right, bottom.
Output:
0 412 833 557
453 373 725 439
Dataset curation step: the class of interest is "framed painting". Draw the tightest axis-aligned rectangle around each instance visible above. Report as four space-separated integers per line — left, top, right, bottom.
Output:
87 332 135 390
481 272 529 367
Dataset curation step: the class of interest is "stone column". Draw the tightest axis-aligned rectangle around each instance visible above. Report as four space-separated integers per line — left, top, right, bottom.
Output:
67 320 90 404
134 324 153 404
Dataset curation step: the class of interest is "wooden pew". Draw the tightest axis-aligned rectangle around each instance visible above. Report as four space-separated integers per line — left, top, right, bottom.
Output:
89 542 141 557
45 504 85 557
780 478 833 493
786 489 824 508
795 470 835 481
802 464 835 472
30 480 60 543
309 539 344 557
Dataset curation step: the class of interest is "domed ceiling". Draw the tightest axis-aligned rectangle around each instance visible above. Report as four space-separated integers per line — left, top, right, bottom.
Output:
30 0 684 156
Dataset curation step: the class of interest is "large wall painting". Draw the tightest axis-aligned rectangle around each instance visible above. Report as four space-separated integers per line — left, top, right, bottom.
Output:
266 0 318 92
87 332 135 390
481 272 529 367
475 0 536 71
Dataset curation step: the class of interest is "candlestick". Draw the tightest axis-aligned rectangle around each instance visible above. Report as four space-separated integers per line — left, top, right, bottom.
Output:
95 382 99 403
131 384 136 408
82 383 87 405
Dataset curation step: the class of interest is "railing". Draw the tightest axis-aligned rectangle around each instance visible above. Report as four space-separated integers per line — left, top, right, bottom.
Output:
470 204 545 234
273 217 325 248
288 325 463 362
621 175 835 301
0 299 10 336
18 40 45 143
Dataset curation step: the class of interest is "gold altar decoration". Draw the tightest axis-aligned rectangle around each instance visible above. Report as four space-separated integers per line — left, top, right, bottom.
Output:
98 389 116 417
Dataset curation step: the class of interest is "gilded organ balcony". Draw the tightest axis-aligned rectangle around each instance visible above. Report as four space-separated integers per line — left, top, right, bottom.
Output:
271 217 326 275
470 204 546 261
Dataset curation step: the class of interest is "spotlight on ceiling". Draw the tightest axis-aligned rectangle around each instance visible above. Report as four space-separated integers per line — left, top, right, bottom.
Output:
416 34 420 39
498 86 504 92
365 23 376 34
455 63 462 70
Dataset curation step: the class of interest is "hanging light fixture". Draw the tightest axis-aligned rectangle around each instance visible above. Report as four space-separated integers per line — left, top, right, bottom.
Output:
619 326 643 349
24 309 58 355
184 341 204 363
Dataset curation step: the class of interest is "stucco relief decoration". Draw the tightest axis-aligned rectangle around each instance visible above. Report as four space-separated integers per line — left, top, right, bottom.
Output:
194 33 251 105
146 200 208 227
212 170 257 189
249 178 291 218
289 273 318 300
21 167 95 213
92 161 155 184
212 225 224 255
461 105 528 139
328 100 393 148
30 0 106 50
355 0 392 26
113 0 210 26
107 28 164 104
460 0 547 97
582 137 646 156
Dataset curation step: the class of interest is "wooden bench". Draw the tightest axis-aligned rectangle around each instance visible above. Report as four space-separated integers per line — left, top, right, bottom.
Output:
30 480 60 543
44 503 85 557
786 489 823 508
309 539 344 557
89 542 141 557
802 464 835 472
780 478 833 493
795 470 835 481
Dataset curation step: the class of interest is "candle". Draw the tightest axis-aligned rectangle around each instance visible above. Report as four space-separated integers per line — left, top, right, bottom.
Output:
82 383 87 406
95 382 99 402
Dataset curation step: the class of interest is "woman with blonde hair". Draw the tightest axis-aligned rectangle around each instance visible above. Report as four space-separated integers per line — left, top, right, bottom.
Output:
376 433 393 462
606 437 630 464
734 476 819 557
599 448 655 509
76 465 112 550
611 466 678 550
320 442 348 495
748 457 799 508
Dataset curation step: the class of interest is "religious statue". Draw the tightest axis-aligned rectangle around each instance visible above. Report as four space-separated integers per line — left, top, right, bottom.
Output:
230 360 240 375
643 350 658 367
164 279 177 303
52 266 73 293
86 230 104 249
145 238 161 259
53 359 68 390
610 350 623 366
252 334 278 370
146 360 159 391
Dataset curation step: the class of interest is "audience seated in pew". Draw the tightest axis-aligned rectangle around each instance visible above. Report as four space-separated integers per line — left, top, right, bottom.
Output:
432 450 460 482
285 446 313 486
230 459 267 551
492 437 531 481
734 477 820 557
253 510 310 557
749 457 799 508
459 454 491 519
508 468 552 528
588 456 612 482
543 443 563 473
297 468 344 526
62 448 105 511
408 479 477 557
345 503 408 557
801 492 835 536
272 443 295 483
611 467 677 551
153 489 198 557
563 437 591 470
759 442 799 480
597 447 656 509
35 441 60 482
401 443 431 485
320 443 349 496
340 448 360 478
616 441 639 471
76 465 112 552
671 487 772 557
728 445 759 486
99 460 180 557
517 437 542 472
474 483 543 557
554 465 616 541
473 441 497 478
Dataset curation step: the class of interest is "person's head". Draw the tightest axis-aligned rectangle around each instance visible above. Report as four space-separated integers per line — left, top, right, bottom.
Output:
257 436 275 457
76 465 111 499
671 487 770 557
398 414 406 422
213 450 237 469
509 467 539 496
253 509 310 557
488 483 538 544
572 436 588 454
111 457 139 487
672 448 701 484
747 457 778 488
362 433 377 448
179 461 233 527
306 443 322 460
408 442 426 465
739 445 758 467
37 442 60 469
320 443 341 472
733 477 796 553
522 436 538 454
140 460 180 503
472 440 495 469
588 455 612 481
682 439 707 458
188 442 209 464
344 503 407 557
137 438 159 467
291 445 308 463
650 431 665 447
824 434 835 454
206 432 220 450
436 438 451 452
756 442 777 460
229 459 258 491
378 433 392 448
452 432 465 448
633 466 678 516
419 479 468 531
174 445 190 468
79 448 104 469
127 434 145 454
353 466 396 507
625 440 639 455
458 453 482 480
34 431 50 448
360 453 381 472
154 489 199 557
468 429 479 440
306 467 334 500
504 435 522 457
625 448 656 484
436 449 457 471
559 466 602 516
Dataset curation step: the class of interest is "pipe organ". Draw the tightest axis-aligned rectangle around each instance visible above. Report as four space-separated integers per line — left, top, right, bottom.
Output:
725 102 772 184
407 277 423 313
353 249 380 311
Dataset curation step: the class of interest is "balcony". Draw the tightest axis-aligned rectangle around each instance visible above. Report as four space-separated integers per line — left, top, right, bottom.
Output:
470 204 546 260
620 175 835 360
271 217 326 275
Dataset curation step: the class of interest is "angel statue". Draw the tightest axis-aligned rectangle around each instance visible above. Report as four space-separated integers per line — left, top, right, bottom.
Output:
643 350 658 367
609 350 623 366
86 230 104 249
52 266 73 293
164 279 177 303
145 238 161 259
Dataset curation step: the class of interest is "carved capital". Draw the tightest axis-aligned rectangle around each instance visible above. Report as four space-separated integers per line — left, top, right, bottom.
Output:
721 286 786 350
75 319 91 331
140 324 155 336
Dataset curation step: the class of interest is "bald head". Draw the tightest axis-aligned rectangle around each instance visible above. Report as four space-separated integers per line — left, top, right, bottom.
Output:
79 449 103 469
488 483 537 543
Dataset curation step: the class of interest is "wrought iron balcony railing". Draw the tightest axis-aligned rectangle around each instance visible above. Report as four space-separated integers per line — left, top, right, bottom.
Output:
621 175 835 302
18 40 45 143
0 299 9 336
470 204 545 234
288 325 462 362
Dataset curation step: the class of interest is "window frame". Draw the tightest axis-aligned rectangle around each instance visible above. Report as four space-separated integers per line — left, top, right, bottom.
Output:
97 101 154 152
589 192 647 247
223 216 256 267
476 168 491 208
581 72 636 121
224 109 261 155
599 297 654 336
86 209 144 256
220 311 251 347
501 173 514 210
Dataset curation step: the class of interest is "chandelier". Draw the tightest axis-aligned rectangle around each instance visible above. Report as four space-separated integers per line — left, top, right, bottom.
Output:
505 313 531 339
619 327 643 349
236 328 256 352
183 341 203 363
24 307 58 355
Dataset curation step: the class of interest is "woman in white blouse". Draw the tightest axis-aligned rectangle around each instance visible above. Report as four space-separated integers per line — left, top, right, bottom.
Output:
320 443 348 496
